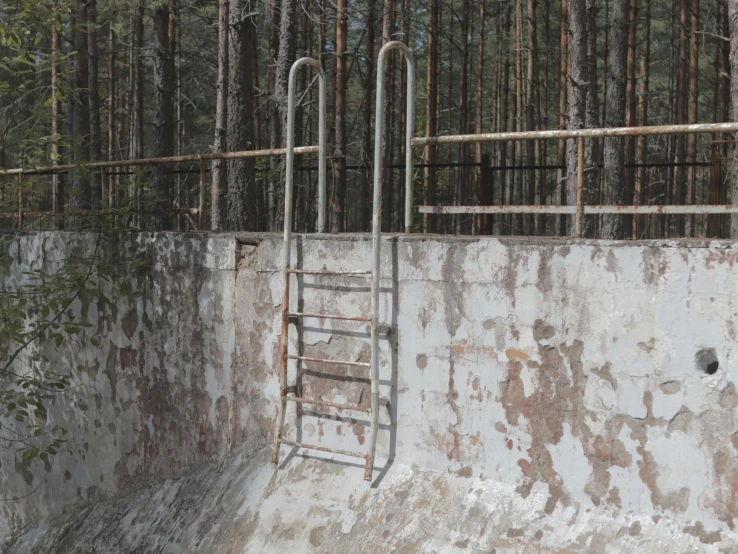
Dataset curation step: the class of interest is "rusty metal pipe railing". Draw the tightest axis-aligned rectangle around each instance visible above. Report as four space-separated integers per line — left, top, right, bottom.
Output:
411 122 738 146
417 205 738 214
413 122 738 238
0 146 320 176
272 57 327 467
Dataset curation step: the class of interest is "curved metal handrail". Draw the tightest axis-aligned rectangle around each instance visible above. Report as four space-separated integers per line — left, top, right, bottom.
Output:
366 41 415 480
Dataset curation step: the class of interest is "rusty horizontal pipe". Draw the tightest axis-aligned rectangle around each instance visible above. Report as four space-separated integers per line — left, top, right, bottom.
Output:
411 122 738 147
0 145 320 176
418 205 738 215
0 208 200 218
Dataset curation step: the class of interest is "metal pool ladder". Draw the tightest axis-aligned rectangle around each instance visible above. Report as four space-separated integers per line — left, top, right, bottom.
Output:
271 44 414 481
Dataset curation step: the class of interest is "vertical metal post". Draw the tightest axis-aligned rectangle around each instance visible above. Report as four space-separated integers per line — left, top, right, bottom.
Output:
367 41 414 481
404 52 416 234
272 57 326 466
17 174 23 230
576 137 584 238
316 64 327 233
198 159 205 229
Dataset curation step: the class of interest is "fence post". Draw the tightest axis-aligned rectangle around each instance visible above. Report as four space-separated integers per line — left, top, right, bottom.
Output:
576 137 584 238
17 174 23 230
198 159 205 230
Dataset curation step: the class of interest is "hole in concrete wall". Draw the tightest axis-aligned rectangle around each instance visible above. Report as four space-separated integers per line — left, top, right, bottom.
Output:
695 348 719 375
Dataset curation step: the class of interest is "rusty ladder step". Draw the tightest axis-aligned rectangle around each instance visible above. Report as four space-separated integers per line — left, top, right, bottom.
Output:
288 312 371 322
286 354 370 367
286 395 371 413
288 269 371 276
278 439 369 460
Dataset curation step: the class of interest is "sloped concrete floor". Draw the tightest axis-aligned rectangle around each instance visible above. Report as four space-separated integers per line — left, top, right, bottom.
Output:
3 446 733 554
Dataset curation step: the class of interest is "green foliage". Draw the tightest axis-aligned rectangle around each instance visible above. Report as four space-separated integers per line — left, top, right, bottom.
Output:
0 233 150 466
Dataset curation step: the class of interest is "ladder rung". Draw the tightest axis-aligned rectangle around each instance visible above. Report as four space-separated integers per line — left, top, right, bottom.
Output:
286 395 371 413
288 312 371 322
288 269 371 276
279 439 368 459
287 354 370 367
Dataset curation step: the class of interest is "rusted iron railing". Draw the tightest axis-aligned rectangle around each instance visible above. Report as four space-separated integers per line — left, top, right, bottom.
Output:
412 122 738 237
0 145 320 229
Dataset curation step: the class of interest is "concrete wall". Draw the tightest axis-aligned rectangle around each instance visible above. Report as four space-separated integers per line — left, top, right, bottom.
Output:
2 231 738 551
0 232 245 531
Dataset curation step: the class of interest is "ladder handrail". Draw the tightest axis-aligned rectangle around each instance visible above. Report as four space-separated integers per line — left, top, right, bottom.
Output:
366 41 415 480
272 57 327 466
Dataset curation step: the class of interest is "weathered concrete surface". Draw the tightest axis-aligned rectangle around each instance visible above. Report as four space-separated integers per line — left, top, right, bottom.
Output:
2 232 738 552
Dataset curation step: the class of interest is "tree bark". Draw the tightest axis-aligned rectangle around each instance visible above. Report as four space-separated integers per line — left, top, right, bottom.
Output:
501 1 512 234
624 0 637 237
566 0 587 236
601 0 628 239
133 2 144 160
152 3 175 230
69 0 91 219
526 0 538 235
332 0 348 232
729 0 738 237
272 0 297 231
636 0 651 237
475 0 489 234
226 0 258 230
674 0 689 235
362 0 377 231
212 0 229 231
584 0 599 237
454 0 471 234
423 0 439 233
686 0 699 236
556 0 568 235
88 0 102 208
52 4 64 226
381 0 396 231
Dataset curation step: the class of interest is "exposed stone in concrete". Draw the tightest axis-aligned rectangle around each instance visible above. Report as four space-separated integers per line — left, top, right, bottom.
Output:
2 231 738 552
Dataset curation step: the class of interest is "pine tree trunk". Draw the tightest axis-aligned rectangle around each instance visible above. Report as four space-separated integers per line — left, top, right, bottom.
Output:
362 0 377 231
273 0 297 231
674 0 689 235
69 0 91 220
501 2 512 234
52 5 64 226
134 2 144 160
728 0 738 237
211 0 229 231
268 1 281 230
152 3 175 230
226 0 258 230
513 0 524 234
556 0 568 235
584 0 599 237
566 0 587 236
624 0 637 237
475 0 488 234
381 0 396 232
454 0 470 234
602 0 628 239
332 0 348 232
88 0 102 208
686 0 699 236
526 0 537 235
636 0 651 237
424 0 439 233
